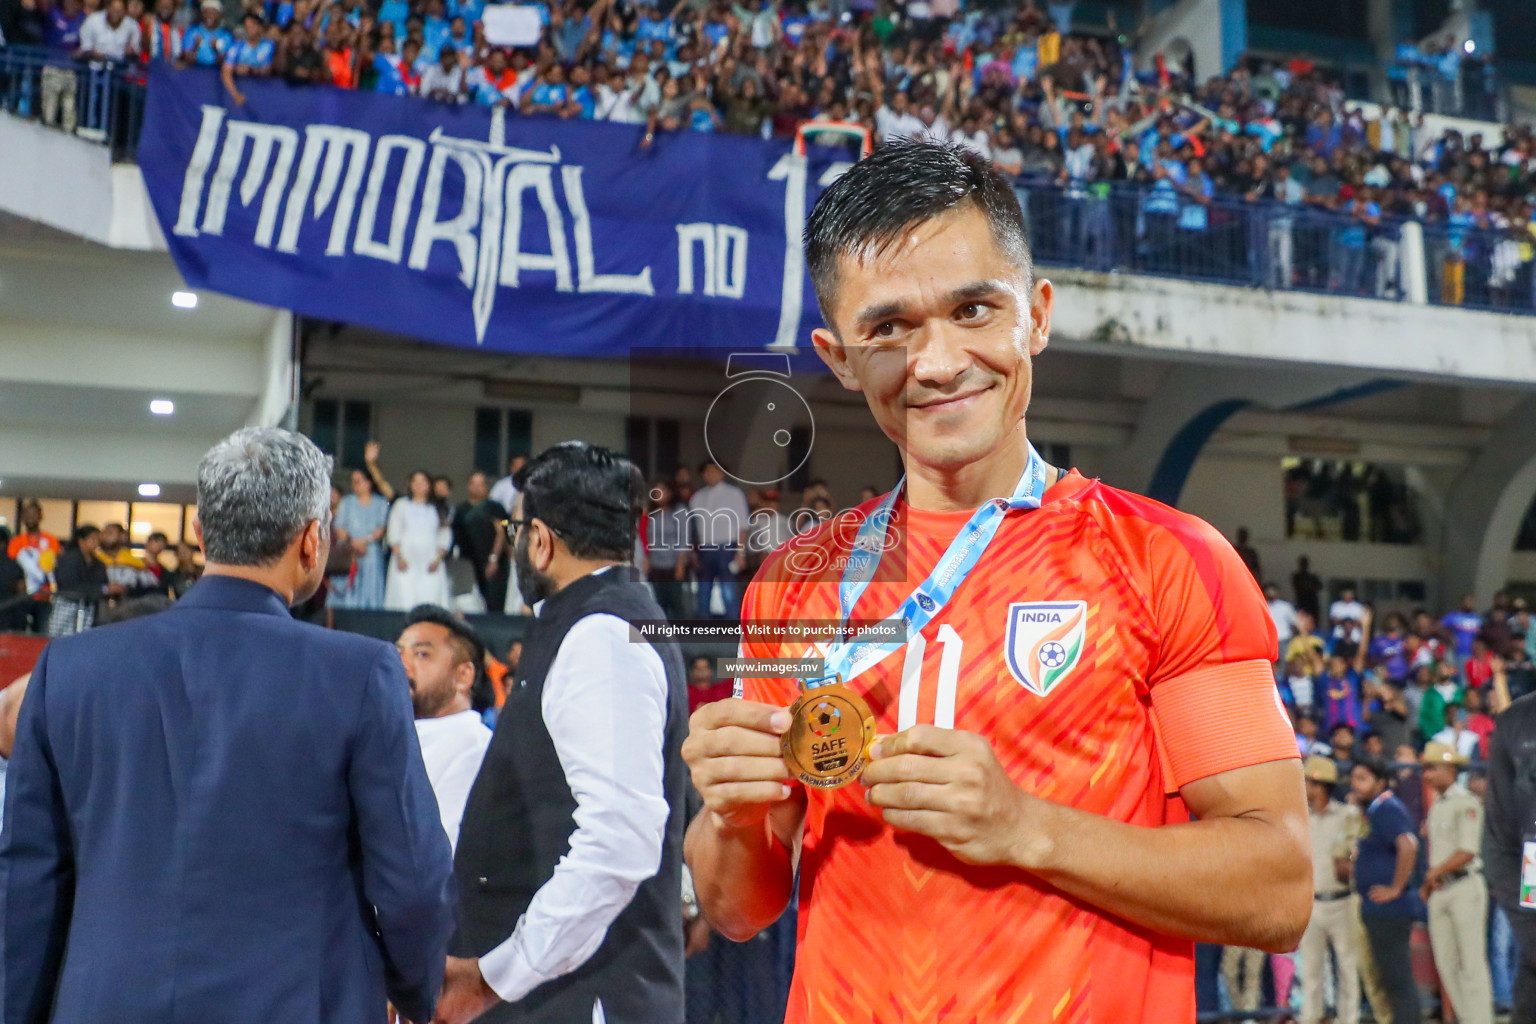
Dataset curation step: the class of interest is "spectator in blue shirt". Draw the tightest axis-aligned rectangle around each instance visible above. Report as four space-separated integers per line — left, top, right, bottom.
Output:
376 0 408 34
1177 157 1213 230
547 5 587 62
1442 596 1483 665
1332 193 1380 295
522 63 568 114
221 11 274 104
1350 757 1424 1024
1306 108 1343 157
566 63 596 118
180 0 232 67
468 46 517 106
370 36 422 95
419 0 450 60
44 0 84 49
440 15 469 61
448 0 483 25
1368 613 1411 683
40 0 84 133
1320 654 1362 731
688 89 722 132
635 2 670 45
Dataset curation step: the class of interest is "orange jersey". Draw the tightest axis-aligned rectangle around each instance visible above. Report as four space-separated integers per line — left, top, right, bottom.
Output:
737 470 1296 1024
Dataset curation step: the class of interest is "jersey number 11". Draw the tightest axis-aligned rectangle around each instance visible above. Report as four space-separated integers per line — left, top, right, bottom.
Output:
897 624 963 731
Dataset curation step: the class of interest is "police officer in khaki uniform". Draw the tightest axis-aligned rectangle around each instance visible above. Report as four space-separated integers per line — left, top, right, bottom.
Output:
1421 741 1493 1024
1300 755 1362 1024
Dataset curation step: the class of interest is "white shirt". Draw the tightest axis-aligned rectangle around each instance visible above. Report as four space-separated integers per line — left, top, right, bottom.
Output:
874 105 925 141
478 609 671 1004
1329 599 1366 625
80 10 141 59
950 126 992 159
420 62 465 101
1287 673 1315 709
488 475 519 514
414 709 492 852
688 481 750 547
918 115 950 144
1431 726 1482 762
1269 598 1298 645
607 75 660 123
592 81 621 120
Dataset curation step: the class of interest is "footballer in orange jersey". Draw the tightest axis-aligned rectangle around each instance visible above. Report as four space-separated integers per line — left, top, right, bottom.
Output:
681 141 1311 1024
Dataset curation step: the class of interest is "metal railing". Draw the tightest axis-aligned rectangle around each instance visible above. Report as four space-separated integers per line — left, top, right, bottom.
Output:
1015 182 1536 316
1420 220 1536 316
0 45 147 161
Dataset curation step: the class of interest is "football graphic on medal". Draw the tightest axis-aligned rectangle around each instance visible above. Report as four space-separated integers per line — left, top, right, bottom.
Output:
782 680 877 789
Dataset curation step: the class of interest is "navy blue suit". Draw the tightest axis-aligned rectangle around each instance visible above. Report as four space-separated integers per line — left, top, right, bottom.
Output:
0 575 454 1024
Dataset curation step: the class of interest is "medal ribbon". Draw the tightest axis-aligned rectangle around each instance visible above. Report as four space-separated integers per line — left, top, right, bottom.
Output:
811 443 1050 689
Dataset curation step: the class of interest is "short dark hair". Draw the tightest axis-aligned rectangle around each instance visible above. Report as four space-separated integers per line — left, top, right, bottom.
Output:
147 532 169 544
72 525 99 544
404 604 485 667
804 139 1031 326
1354 755 1392 783
515 442 643 562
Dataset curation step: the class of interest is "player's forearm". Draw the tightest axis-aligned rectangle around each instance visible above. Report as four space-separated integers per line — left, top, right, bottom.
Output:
1013 799 1310 953
685 808 797 941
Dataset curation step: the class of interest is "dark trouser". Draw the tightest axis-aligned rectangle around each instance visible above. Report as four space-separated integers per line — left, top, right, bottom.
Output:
1194 942 1223 1013
695 546 739 620
1363 914 1422 1023
647 568 689 621
472 558 508 613
1505 908 1536 1022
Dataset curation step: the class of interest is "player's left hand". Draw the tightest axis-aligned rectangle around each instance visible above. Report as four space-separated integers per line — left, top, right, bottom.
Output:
862 726 1032 868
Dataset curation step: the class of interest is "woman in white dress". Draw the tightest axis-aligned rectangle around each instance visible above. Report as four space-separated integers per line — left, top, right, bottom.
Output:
384 470 452 610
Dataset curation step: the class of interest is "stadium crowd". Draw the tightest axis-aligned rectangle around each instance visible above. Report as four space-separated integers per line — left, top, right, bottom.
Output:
5 0 1536 304
0 441 854 628
2 0 1531 203
1233 562 1529 1020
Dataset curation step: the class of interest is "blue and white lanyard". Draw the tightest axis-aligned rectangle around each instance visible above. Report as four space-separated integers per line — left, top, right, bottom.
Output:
811 443 1050 689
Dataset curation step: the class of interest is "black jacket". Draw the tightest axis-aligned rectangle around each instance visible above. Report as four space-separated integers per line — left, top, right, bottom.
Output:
453 567 687 1024
1485 692 1536 914
0 0 47 47
53 548 109 599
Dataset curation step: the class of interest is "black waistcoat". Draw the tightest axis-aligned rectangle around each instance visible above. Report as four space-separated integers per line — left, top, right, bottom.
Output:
452 567 687 1024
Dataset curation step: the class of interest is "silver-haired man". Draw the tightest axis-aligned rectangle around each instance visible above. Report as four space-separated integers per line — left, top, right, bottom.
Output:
0 426 455 1024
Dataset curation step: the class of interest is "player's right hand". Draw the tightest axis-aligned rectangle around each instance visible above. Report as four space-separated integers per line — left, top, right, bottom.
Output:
683 698 795 830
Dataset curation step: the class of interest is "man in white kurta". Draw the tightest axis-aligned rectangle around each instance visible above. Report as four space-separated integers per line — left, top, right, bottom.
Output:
397 606 493 850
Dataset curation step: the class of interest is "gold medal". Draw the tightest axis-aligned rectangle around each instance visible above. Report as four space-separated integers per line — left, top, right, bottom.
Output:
780 681 877 789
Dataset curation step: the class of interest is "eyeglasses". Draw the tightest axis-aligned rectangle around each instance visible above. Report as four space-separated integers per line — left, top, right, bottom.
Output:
500 516 528 541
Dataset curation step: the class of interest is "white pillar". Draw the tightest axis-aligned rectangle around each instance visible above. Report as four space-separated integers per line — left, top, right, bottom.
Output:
1399 221 1428 306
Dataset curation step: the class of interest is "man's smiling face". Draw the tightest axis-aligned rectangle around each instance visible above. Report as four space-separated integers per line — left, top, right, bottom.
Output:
812 203 1051 476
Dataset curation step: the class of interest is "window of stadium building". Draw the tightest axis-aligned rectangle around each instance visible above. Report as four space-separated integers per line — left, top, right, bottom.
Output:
1282 458 1422 544
4 499 200 550
1512 497 1536 552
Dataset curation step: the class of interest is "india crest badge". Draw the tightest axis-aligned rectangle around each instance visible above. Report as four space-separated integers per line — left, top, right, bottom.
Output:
1004 601 1088 697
